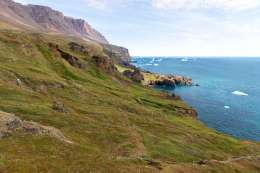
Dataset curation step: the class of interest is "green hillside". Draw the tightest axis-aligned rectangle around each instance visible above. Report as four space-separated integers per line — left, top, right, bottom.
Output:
0 29 259 173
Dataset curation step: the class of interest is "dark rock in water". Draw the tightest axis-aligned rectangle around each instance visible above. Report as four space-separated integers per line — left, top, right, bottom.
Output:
92 55 117 73
154 78 176 87
148 74 193 87
123 69 144 83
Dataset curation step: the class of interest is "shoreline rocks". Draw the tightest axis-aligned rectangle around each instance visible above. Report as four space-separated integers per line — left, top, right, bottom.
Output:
149 74 193 87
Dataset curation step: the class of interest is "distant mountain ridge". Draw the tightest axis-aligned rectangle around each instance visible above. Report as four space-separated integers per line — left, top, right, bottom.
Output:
0 0 108 44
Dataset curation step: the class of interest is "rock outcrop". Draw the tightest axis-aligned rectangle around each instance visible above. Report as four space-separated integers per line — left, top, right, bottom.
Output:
0 0 108 44
123 69 144 83
69 42 90 55
0 111 72 144
92 55 117 73
0 0 133 64
148 74 193 87
103 44 131 64
49 43 85 69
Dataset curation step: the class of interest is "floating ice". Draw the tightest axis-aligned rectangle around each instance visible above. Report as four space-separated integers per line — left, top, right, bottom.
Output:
181 58 189 62
224 106 230 109
232 91 248 96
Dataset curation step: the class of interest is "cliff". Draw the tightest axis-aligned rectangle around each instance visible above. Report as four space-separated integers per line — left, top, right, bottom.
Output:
103 44 131 63
0 0 108 44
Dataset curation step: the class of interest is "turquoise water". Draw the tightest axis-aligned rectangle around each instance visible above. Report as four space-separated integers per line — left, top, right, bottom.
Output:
132 57 260 141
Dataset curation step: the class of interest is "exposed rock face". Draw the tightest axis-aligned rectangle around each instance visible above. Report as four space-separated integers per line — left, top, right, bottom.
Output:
92 55 117 73
0 0 132 63
148 74 193 87
103 44 131 64
123 69 144 83
49 43 85 68
58 49 85 68
69 42 90 55
0 0 108 44
0 111 72 143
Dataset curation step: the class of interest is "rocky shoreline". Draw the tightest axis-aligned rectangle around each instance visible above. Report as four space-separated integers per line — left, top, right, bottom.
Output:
144 72 194 87
119 64 197 88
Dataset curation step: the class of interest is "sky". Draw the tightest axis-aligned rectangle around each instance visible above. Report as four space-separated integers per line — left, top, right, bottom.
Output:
14 0 260 57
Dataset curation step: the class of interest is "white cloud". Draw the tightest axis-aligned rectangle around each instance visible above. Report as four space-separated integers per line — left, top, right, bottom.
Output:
13 0 29 4
85 0 107 9
152 0 260 11
83 0 135 10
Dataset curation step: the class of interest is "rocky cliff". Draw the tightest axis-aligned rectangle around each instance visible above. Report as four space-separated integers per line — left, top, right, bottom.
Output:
0 0 108 44
103 44 131 63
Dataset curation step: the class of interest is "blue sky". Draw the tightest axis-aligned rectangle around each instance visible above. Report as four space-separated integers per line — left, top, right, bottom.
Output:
15 0 260 57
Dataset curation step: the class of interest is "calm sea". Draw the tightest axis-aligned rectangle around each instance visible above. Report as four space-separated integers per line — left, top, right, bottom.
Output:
132 57 260 141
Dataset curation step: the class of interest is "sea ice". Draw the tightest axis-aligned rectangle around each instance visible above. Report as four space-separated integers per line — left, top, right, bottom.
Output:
232 91 248 96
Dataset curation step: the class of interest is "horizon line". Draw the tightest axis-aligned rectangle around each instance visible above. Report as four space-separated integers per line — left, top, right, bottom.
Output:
131 56 260 58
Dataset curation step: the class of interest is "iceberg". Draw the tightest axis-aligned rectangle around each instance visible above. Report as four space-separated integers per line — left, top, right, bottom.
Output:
181 58 189 62
224 106 230 109
232 91 248 96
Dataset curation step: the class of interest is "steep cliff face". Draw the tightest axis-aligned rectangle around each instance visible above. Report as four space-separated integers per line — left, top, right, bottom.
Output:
103 44 131 63
0 0 108 44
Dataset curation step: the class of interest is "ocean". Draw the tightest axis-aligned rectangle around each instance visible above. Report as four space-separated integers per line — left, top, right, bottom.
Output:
132 57 260 141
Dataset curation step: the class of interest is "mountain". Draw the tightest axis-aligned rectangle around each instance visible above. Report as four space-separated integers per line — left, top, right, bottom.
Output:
0 1 259 173
0 0 108 44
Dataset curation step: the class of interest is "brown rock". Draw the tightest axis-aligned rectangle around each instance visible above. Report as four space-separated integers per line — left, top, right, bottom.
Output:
0 0 108 43
123 69 144 83
92 55 117 73
52 101 66 113
0 111 72 143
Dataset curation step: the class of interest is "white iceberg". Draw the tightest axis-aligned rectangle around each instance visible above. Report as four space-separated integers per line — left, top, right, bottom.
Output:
232 91 248 96
224 106 230 109
181 58 189 62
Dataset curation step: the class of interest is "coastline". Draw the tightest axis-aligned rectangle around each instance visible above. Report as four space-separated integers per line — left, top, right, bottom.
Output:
127 57 260 142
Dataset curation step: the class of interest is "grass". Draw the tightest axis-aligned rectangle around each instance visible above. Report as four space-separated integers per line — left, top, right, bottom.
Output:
0 29 259 173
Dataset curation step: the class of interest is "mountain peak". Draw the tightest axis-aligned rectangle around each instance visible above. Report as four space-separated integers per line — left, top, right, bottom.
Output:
0 0 109 44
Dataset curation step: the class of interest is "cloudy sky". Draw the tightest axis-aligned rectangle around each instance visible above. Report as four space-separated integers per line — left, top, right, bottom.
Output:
15 0 260 57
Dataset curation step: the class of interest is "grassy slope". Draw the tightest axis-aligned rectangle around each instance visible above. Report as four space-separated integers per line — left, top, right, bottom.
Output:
0 29 259 173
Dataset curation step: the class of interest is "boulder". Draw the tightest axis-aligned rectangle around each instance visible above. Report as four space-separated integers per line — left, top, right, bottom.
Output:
52 101 66 113
123 69 144 83
0 111 72 143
